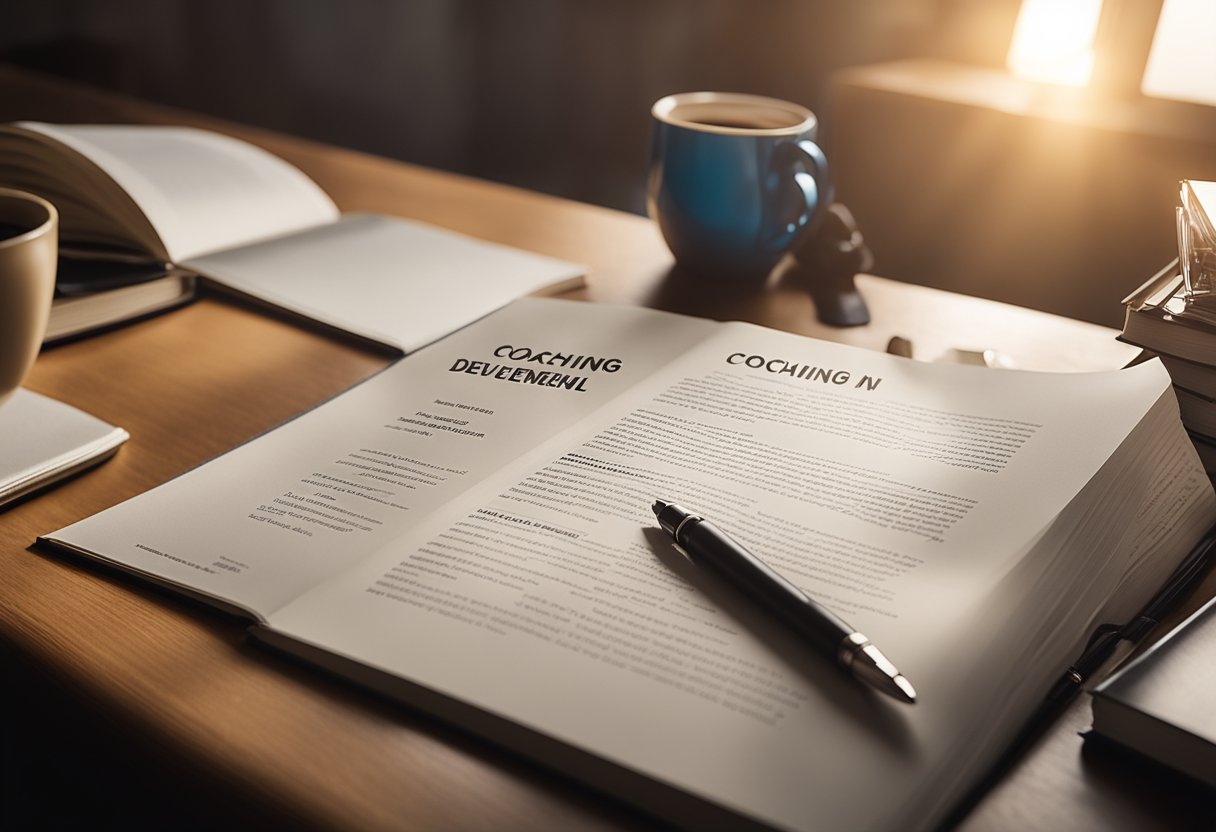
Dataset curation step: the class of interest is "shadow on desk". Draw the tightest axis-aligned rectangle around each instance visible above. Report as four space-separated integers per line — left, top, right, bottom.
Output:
1074 735 1216 830
0 639 284 831
640 264 778 324
637 258 861 335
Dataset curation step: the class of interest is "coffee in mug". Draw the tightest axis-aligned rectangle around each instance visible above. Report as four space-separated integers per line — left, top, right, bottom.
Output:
647 92 833 280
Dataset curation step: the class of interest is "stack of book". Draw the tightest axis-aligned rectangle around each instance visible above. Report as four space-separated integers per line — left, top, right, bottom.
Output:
1120 260 1216 475
1119 180 1216 475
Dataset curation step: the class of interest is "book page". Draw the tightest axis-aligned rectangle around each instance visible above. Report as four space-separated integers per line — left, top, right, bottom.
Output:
22 122 339 262
42 300 713 619
183 214 585 353
266 318 1212 831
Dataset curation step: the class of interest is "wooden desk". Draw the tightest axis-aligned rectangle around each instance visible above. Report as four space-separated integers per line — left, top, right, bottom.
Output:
2 66 1213 830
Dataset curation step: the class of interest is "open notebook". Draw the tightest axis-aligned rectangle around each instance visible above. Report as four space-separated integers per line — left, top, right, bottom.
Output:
0 122 585 351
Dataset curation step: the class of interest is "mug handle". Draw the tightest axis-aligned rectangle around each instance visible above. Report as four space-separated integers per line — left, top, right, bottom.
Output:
765 139 834 253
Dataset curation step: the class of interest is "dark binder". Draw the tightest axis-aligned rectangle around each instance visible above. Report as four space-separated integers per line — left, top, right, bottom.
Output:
1088 594 1216 789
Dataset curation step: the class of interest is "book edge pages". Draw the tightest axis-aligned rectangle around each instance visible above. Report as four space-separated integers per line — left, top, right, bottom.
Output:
1 122 170 260
0 428 128 507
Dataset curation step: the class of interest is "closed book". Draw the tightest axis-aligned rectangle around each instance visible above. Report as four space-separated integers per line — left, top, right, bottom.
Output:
0 389 128 508
1175 388 1216 441
1159 353 1216 401
47 268 196 345
1090 595 1216 789
1119 261 1216 366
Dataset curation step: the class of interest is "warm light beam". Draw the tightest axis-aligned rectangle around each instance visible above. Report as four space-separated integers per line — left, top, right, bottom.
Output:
1007 0 1104 86
1142 0 1216 107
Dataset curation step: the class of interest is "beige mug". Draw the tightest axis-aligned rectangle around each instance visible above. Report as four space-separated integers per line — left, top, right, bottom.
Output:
0 188 57 407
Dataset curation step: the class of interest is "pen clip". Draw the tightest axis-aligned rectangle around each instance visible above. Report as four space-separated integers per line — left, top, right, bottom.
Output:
1082 622 1121 653
1118 614 1158 644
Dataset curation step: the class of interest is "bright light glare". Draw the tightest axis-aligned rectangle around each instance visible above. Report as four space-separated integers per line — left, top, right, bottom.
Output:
1142 0 1216 107
1007 0 1104 86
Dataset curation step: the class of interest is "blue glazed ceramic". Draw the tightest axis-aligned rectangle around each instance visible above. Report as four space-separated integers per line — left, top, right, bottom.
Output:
647 92 833 280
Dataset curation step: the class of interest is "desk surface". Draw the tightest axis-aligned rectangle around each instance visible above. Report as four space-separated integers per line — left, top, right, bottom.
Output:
2 66 1214 831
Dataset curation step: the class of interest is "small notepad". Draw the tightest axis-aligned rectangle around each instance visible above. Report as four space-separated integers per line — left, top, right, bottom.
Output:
0 389 129 508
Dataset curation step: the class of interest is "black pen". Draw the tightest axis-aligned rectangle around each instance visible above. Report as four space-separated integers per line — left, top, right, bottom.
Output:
1046 522 1216 704
652 500 916 704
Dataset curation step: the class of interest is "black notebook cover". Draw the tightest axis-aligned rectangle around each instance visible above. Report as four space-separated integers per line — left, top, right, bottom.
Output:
1090 595 1216 789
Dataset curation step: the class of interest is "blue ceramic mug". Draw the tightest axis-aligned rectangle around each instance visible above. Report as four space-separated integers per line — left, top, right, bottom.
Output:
647 92 833 280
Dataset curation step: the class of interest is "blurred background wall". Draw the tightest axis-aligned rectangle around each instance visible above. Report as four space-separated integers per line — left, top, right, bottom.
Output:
3 0 1214 326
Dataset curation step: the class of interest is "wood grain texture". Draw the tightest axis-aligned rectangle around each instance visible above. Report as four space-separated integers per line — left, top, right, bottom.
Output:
0 65 1206 831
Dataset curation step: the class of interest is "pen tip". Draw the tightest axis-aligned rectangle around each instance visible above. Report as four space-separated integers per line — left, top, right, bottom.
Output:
652 500 667 518
893 675 917 704
850 642 917 704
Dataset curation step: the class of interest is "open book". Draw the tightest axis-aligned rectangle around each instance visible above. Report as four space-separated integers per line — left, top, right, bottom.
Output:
40 298 1216 831
0 122 583 350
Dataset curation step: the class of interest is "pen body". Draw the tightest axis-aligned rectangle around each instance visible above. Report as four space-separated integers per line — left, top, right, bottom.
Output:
677 517 851 658
654 500 916 703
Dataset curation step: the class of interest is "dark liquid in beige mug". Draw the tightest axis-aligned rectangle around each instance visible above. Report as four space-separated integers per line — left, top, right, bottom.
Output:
689 116 792 130
0 222 28 241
